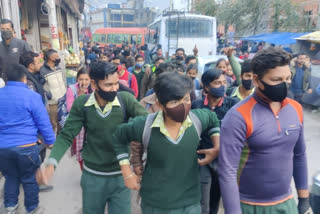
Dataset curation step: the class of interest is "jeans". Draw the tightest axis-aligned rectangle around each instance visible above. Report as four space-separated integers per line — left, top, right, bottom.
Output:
0 145 40 212
200 162 220 214
81 170 131 214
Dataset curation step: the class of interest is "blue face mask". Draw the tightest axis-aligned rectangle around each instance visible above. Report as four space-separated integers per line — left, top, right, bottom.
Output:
209 85 226 98
135 63 144 68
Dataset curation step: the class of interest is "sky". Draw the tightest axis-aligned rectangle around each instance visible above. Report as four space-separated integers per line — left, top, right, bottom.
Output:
144 0 170 10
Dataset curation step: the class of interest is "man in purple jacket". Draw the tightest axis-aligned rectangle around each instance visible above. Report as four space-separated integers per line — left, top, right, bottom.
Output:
219 47 313 214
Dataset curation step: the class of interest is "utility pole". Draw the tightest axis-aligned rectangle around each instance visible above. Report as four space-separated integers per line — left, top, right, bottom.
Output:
47 0 60 50
2 0 11 19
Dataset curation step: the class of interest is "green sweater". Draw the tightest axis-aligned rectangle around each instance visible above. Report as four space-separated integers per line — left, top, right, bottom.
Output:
113 109 220 209
49 91 148 174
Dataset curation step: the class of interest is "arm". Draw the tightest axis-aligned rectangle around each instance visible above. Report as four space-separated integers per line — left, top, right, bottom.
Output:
218 110 247 214
31 94 55 145
113 116 146 190
48 96 86 165
228 54 241 85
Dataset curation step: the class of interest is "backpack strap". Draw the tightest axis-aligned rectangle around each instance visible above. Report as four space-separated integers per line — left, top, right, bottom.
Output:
189 111 202 140
142 113 157 163
128 73 133 88
116 93 128 123
69 84 78 98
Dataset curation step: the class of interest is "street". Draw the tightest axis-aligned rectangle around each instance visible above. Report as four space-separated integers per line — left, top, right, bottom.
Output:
0 109 315 214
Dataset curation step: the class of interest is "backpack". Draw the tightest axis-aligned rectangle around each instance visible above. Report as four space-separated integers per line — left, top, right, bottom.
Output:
141 111 203 167
57 84 77 128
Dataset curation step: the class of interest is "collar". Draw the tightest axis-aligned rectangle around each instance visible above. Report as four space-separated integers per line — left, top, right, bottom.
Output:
151 111 193 139
84 92 120 114
204 95 224 109
232 86 255 100
252 90 289 108
6 81 28 88
119 69 128 77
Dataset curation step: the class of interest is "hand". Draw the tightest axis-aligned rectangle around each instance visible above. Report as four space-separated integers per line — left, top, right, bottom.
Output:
298 197 313 214
223 47 234 57
42 164 55 184
193 45 199 56
197 148 219 166
36 168 48 185
308 89 313 94
124 173 141 191
133 166 143 177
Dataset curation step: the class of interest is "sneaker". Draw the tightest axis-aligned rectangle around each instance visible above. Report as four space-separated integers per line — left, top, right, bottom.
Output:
39 184 53 193
6 204 18 214
27 206 44 214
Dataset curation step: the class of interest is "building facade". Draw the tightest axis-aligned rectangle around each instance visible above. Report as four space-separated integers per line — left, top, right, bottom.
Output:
0 0 84 53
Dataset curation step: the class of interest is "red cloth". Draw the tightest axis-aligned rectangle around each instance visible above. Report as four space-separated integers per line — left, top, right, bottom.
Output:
119 69 139 98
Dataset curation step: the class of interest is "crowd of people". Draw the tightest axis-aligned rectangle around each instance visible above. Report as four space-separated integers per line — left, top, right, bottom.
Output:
0 17 317 214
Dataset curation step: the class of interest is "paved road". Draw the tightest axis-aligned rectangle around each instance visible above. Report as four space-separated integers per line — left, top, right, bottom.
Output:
1 110 319 214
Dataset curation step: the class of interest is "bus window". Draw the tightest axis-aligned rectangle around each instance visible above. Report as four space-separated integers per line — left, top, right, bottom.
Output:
166 19 213 37
130 34 137 44
92 34 101 43
123 34 130 44
137 34 142 45
101 35 106 43
108 34 123 44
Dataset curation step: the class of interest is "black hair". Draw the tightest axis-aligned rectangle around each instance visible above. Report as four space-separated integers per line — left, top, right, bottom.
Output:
175 48 185 54
76 67 90 80
241 59 252 76
120 56 127 66
89 61 118 82
123 50 130 57
156 48 162 52
135 54 143 61
201 69 223 88
296 52 307 58
20 51 39 69
185 55 197 65
154 62 174 77
251 47 292 79
216 58 227 68
0 19 14 29
172 61 184 73
113 49 120 56
154 71 193 106
5 64 27 82
113 56 121 61
44 49 58 62
186 63 198 73
155 56 165 63
126 57 135 68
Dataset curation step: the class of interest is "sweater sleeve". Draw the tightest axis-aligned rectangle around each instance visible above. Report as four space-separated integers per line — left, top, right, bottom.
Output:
293 117 309 190
218 109 247 214
130 74 139 98
113 116 146 161
49 96 86 163
228 55 241 85
192 108 220 136
31 93 56 145
120 92 149 118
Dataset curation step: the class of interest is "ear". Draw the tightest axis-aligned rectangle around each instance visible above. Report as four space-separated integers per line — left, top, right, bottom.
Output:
252 74 260 88
91 79 97 90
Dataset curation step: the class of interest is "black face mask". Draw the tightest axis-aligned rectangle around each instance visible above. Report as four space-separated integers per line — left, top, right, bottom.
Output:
260 80 288 102
242 79 254 90
54 58 61 66
1 30 12 41
96 84 117 102
191 77 196 80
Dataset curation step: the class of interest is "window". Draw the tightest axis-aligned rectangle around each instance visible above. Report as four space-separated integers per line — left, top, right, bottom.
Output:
137 34 142 45
130 34 137 44
111 14 121 21
107 34 123 44
166 18 213 38
148 21 160 43
123 14 134 22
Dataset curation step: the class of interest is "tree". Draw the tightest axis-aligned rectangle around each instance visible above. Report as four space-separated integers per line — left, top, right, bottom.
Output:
195 0 218 17
217 0 306 36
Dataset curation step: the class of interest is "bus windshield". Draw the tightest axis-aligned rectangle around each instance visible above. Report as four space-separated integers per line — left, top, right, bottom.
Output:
166 18 213 38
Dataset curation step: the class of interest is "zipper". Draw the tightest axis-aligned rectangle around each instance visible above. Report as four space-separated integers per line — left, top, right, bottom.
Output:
269 104 281 133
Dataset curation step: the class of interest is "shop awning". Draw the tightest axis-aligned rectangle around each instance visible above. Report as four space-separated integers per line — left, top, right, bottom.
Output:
242 32 309 45
295 31 320 43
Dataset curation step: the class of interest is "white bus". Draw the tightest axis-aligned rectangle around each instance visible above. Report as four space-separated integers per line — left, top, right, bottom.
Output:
148 12 217 57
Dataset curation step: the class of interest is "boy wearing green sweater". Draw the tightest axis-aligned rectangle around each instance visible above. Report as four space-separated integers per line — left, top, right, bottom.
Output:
42 61 148 214
113 72 220 214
